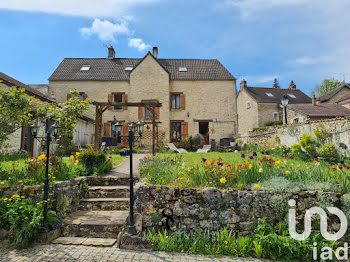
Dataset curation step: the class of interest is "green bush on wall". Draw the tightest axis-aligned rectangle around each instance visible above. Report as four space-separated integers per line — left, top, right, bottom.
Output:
317 143 339 162
78 149 107 175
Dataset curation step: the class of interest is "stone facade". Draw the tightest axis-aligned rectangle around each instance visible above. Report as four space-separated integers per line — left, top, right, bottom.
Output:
49 53 238 145
135 184 347 238
321 87 350 104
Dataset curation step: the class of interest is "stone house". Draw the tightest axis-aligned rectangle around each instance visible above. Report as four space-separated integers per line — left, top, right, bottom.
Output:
287 95 350 123
317 82 350 105
0 72 94 156
237 80 311 135
48 46 238 145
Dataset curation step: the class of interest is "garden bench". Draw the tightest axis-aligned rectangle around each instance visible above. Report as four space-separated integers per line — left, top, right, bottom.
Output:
167 143 188 153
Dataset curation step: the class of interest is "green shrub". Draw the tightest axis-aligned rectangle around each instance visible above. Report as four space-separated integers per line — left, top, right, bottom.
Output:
78 149 107 175
317 143 338 162
264 120 283 126
313 125 331 144
0 152 29 162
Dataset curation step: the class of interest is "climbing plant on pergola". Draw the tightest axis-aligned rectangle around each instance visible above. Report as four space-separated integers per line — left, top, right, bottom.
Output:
92 100 162 155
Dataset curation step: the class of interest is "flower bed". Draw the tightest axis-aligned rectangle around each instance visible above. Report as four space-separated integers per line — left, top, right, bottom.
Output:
139 151 350 194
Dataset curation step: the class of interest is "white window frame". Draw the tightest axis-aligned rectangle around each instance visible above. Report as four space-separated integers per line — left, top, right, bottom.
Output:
266 92 274 97
80 65 90 71
179 67 187 72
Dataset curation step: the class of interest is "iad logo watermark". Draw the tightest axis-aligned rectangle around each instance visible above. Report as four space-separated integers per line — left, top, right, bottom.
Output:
288 199 348 260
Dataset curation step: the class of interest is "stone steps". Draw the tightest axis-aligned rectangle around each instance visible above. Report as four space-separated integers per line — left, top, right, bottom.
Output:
52 237 117 246
85 176 131 187
86 186 130 198
78 198 129 211
63 210 128 238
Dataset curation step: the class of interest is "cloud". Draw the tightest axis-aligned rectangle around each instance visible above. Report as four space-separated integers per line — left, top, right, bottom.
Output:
80 19 129 42
293 56 333 66
245 75 277 84
223 0 312 19
128 38 151 51
0 0 159 18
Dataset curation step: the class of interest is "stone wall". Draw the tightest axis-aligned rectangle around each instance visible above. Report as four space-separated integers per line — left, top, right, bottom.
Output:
135 184 346 236
238 118 350 155
0 176 88 216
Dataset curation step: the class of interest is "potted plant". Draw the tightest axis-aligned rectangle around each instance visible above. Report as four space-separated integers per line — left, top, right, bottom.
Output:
119 148 130 156
236 139 243 146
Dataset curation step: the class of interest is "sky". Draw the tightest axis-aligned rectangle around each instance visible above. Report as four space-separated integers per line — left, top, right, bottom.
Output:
1 0 350 95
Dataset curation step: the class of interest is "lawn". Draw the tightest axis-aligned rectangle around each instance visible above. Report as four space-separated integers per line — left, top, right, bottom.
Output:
139 150 350 193
0 153 125 186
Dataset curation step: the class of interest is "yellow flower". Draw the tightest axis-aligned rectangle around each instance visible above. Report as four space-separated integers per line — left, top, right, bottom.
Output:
220 177 226 184
38 154 46 161
285 170 291 175
8 199 12 201
275 160 282 166
25 217 28 220
3 198 8 201
53 181 57 183
76 152 80 156
224 240 228 244
52 176 56 179
21 196 25 198
254 184 260 189
0 182 4 185
178 177 183 180
70 155 74 159
181 250 184 253
237 183 243 188
18 180 23 183
19 206 23 209
258 168 263 173
248 164 253 170
75 160 79 164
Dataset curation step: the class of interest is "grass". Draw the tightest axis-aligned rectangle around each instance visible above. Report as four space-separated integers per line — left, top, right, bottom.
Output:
139 150 350 193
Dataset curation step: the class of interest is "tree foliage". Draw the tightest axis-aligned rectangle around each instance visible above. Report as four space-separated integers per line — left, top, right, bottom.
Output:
314 78 342 97
272 78 280 88
0 86 33 147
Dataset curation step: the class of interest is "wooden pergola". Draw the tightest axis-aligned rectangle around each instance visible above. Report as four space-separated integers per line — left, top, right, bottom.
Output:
92 100 162 155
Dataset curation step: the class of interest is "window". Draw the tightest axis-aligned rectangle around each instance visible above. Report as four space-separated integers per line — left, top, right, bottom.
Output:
246 101 251 109
80 65 90 71
171 122 182 142
273 112 279 121
172 94 181 109
266 92 274 97
292 117 299 123
145 107 151 120
288 94 296 98
125 66 133 71
179 67 187 72
79 92 84 101
114 93 123 110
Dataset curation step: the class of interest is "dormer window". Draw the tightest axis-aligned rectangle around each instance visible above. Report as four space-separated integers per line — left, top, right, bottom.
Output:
266 92 274 97
80 65 90 71
288 94 296 98
125 66 133 71
179 67 187 72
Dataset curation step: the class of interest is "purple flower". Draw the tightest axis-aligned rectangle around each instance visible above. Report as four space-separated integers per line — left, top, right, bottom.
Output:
249 155 253 159
253 151 257 156
241 153 245 158
202 158 207 163
109 156 112 159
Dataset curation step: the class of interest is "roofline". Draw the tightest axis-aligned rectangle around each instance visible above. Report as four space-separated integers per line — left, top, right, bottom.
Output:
317 83 350 102
129 51 170 75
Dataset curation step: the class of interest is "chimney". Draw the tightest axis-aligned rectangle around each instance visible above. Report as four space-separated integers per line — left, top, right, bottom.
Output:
107 45 115 59
240 79 247 90
312 94 316 106
289 80 296 89
153 47 158 58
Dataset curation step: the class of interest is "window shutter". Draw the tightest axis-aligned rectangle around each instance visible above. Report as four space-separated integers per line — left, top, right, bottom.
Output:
67 94 72 100
138 106 144 120
180 94 186 110
122 94 128 110
82 93 88 101
182 122 188 139
154 107 160 120
169 94 173 110
108 94 114 110
122 123 129 146
104 123 111 136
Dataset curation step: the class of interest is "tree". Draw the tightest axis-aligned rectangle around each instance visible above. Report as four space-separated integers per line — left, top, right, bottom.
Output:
314 78 342 97
272 78 280 88
0 86 33 148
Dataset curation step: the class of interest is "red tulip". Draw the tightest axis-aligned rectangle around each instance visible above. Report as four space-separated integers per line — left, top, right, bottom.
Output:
333 168 337 171
339 166 343 170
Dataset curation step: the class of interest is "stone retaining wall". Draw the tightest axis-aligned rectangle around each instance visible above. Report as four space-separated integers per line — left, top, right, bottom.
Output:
135 184 347 236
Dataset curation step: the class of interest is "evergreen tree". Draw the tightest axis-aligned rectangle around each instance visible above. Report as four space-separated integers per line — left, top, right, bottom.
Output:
272 78 280 88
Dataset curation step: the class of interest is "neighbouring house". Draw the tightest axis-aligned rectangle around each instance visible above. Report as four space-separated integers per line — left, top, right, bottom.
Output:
287 95 350 123
237 80 311 135
0 72 94 156
48 46 238 146
317 82 350 104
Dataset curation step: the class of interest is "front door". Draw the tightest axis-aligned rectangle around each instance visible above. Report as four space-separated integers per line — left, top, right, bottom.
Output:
199 122 209 144
22 126 34 157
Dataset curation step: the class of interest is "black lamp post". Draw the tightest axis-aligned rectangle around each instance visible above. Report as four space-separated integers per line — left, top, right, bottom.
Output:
281 95 289 124
114 120 144 235
30 120 60 230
